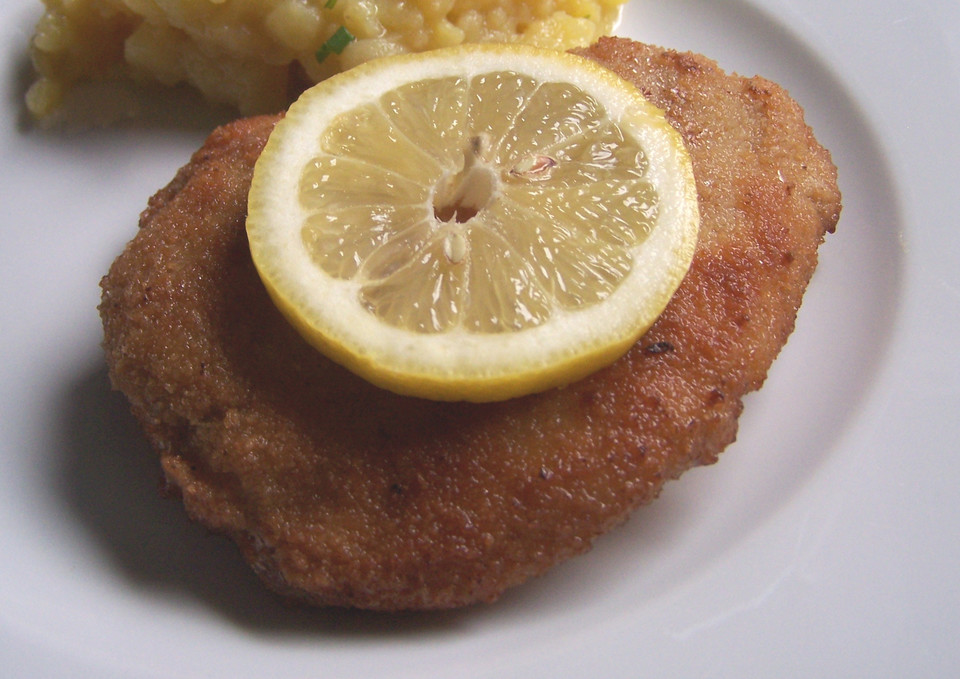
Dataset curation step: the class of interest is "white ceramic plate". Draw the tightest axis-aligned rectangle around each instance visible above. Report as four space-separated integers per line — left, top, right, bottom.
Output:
2 1 959 676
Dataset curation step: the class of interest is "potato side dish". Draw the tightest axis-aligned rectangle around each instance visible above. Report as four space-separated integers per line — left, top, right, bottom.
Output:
27 0 627 119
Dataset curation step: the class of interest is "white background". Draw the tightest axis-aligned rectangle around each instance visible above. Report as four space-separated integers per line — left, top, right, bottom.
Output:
2 1 958 677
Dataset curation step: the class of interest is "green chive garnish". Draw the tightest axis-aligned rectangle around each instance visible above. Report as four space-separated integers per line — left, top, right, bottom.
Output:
316 26 355 63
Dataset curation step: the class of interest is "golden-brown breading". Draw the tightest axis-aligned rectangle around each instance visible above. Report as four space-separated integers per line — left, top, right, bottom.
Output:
99 37 840 610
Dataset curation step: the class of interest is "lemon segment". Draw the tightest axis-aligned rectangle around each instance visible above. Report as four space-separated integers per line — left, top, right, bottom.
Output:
247 44 699 402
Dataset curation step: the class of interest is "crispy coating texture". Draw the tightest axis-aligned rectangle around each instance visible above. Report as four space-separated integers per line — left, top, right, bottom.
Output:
100 37 841 610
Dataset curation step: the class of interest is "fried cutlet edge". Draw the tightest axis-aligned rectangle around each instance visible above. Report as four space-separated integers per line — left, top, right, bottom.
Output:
100 38 841 610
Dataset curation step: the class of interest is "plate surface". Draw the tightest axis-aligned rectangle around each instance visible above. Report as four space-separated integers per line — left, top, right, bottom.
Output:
2 1 959 677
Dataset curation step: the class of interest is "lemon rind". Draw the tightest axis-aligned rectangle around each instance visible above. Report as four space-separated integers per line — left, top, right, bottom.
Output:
247 44 699 402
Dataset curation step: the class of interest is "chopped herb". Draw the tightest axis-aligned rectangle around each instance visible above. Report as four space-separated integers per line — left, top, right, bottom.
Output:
316 26 355 62
324 0 337 8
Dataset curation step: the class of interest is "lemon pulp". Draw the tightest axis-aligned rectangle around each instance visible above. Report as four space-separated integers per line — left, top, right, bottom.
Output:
247 45 699 402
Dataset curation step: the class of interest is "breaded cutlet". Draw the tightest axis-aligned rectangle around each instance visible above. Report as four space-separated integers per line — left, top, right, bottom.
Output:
99 37 841 609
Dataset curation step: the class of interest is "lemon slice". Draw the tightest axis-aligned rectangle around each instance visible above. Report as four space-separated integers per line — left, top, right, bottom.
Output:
246 44 699 402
